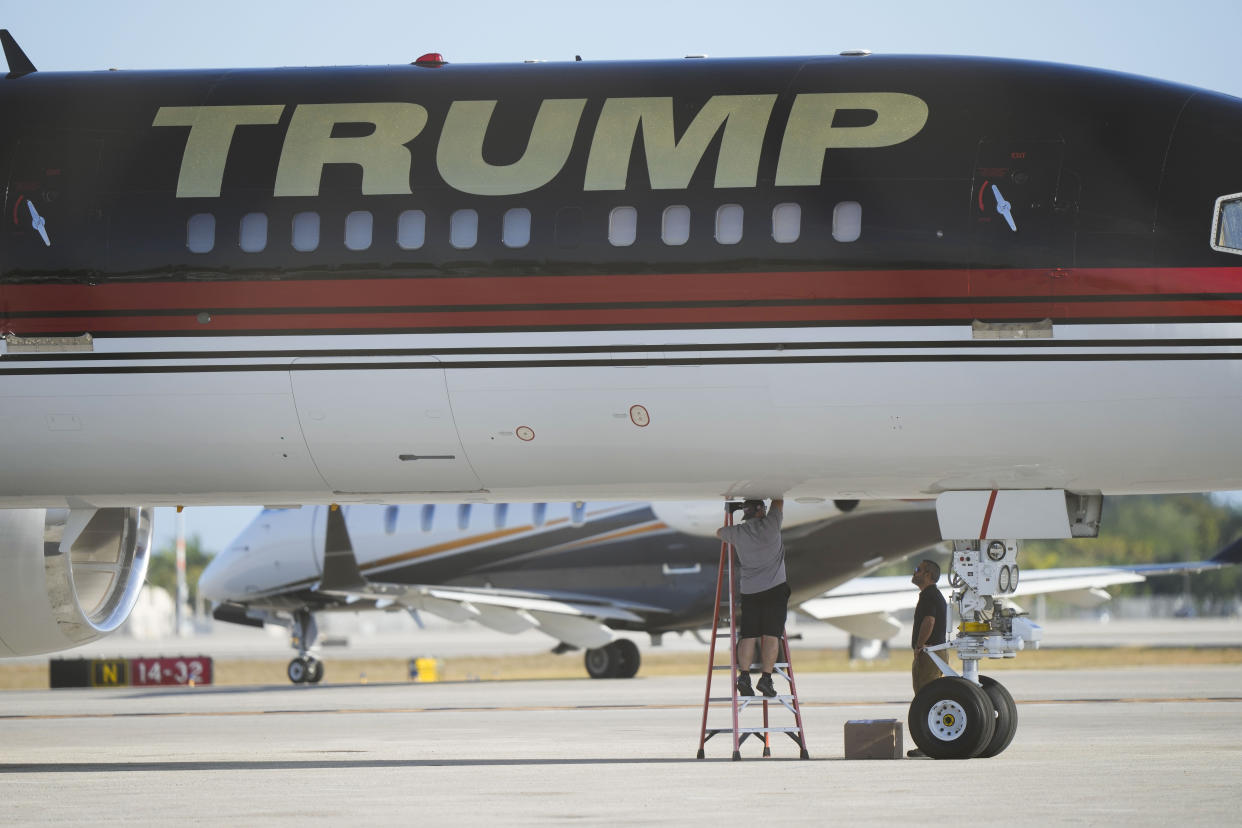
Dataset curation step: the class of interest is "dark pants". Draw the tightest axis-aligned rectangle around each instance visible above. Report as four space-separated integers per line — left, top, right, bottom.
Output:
912 650 942 693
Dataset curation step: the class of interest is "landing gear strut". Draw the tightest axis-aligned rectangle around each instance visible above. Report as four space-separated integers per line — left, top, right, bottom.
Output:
286 608 324 685
908 539 1036 759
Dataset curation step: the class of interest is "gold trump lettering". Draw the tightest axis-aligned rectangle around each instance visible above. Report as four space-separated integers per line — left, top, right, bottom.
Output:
775 92 929 185
584 95 776 190
437 99 587 196
152 105 285 197
155 93 928 198
274 102 429 196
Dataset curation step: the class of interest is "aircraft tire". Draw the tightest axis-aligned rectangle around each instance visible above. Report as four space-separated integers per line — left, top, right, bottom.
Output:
908 677 996 759
977 675 1018 758
287 657 308 684
611 639 640 678
584 646 620 679
307 657 325 685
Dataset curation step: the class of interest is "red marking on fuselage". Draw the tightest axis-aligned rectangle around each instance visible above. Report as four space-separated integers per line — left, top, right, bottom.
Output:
979 489 999 539
3 267 1241 336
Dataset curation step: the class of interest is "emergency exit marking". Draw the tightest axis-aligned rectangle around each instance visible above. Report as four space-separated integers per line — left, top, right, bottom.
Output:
629 405 650 427
516 426 535 441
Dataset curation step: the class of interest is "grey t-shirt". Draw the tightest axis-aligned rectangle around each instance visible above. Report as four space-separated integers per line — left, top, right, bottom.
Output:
719 508 786 594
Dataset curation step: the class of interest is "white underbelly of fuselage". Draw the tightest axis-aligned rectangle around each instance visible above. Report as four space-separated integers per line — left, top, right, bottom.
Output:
1 322 1239 506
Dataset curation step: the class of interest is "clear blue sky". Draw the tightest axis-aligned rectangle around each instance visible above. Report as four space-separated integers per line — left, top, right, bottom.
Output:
5 0 1239 553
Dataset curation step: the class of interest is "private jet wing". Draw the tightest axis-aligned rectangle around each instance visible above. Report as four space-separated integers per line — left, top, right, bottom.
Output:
798 538 1242 641
312 505 664 650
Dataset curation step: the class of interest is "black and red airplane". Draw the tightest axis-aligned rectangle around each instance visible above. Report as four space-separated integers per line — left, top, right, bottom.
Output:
0 32 1239 759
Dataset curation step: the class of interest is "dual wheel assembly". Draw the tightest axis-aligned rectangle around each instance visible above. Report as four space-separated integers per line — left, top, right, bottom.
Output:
287 655 324 684
908 675 1017 759
583 639 640 679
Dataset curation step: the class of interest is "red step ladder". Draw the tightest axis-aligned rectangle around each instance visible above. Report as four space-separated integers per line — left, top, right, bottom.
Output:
696 501 809 760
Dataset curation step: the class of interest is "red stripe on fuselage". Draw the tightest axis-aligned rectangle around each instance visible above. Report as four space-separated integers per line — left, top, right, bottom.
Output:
2 267 1240 335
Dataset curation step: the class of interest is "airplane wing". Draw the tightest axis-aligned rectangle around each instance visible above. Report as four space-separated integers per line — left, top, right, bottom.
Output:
798 537 1242 638
309 505 666 649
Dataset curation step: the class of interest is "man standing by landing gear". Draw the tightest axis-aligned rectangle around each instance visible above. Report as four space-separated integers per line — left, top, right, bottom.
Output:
908 558 947 757
716 498 788 698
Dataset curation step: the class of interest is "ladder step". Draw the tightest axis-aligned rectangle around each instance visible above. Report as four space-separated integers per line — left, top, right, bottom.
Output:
711 663 790 670
708 696 796 703
706 727 803 735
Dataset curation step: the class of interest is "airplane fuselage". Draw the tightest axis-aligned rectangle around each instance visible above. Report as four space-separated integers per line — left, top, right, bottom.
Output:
2 54 1241 506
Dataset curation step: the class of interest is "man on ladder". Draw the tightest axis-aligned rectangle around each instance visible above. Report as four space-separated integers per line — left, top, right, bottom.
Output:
716 498 788 698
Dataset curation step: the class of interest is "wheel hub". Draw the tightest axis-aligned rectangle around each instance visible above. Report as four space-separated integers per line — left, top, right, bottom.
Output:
927 699 968 741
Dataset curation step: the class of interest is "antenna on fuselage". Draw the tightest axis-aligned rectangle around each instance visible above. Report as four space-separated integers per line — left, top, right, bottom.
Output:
1 30 37 78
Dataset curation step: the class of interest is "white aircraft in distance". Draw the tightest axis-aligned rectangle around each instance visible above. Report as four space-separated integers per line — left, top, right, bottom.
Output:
200 501 1240 688
3 29 1242 757
200 499 944 682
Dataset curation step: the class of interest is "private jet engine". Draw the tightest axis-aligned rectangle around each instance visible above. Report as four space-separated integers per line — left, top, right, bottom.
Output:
0 507 154 656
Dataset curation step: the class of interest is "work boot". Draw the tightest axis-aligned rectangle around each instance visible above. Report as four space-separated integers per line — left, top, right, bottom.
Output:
735 672 754 696
756 674 777 697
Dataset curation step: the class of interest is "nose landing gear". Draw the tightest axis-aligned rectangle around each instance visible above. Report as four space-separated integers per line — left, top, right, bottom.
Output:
908 538 1036 759
286 608 324 684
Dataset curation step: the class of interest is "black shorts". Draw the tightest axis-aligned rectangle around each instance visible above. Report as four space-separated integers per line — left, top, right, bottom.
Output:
739 582 790 638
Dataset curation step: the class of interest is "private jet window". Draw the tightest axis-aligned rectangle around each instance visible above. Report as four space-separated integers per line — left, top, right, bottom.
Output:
715 204 743 245
186 213 215 253
291 211 320 252
345 211 373 251
451 209 478 249
532 502 547 527
503 208 531 248
609 206 637 246
772 202 801 244
420 504 435 532
832 201 862 243
384 505 399 535
457 504 472 531
494 503 509 529
1212 195 1242 254
239 212 268 253
663 205 691 246
397 209 426 250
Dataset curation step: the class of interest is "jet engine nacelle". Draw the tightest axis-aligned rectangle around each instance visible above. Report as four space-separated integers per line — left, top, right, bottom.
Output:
0 506 154 657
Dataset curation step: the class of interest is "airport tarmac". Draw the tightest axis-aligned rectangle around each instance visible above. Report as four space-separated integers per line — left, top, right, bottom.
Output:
2 665 1241 825
18 614 1242 664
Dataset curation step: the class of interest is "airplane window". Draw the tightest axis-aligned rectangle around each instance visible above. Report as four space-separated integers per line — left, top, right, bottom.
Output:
239 212 268 253
291 211 319 252
662 205 691 246
420 504 435 532
384 505 398 535
832 201 862 243
186 213 215 253
503 208 531 248
457 504 472 531
532 502 547 527
345 211 373 251
609 206 637 246
1212 195 1242 254
398 210 426 250
451 209 478 249
715 204 743 245
494 503 509 529
772 203 801 244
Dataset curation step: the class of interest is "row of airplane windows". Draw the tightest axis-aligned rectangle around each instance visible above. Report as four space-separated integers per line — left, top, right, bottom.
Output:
184 202 864 254
380 502 580 534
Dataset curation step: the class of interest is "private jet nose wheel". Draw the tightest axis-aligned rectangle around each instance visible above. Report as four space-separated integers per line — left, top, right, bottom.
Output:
909 677 996 759
287 655 324 684
584 639 640 679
